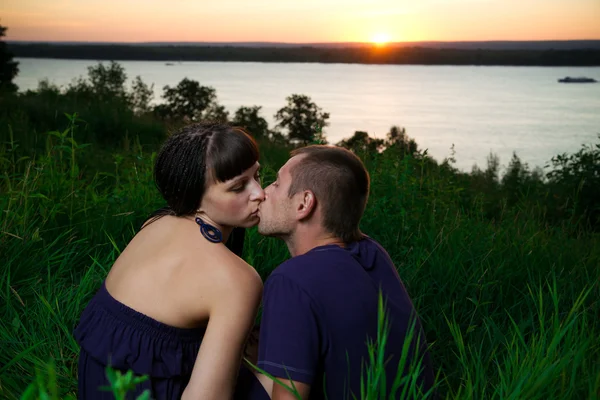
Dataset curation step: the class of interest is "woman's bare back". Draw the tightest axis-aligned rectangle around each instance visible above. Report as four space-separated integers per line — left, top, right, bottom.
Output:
104 215 259 330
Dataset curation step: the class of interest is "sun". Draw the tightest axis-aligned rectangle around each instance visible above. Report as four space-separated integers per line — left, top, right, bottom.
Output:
371 33 391 46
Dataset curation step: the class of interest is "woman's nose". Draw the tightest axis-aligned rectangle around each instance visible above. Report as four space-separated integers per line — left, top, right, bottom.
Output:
251 183 265 202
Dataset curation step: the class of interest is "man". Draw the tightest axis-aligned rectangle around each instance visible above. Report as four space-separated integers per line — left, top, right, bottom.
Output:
244 145 435 399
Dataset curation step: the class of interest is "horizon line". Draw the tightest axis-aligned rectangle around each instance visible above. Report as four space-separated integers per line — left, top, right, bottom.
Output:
7 39 600 45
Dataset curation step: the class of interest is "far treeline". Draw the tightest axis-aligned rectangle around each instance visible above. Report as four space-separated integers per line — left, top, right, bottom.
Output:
8 42 600 66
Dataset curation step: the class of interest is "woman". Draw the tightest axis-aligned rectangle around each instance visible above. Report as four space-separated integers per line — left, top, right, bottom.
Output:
74 122 265 399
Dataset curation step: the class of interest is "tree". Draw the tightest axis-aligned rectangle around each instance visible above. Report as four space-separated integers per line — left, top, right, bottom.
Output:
87 61 128 98
0 24 19 92
274 94 330 144
154 78 224 122
64 61 131 102
232 106 270 138
62 61 155 117
484 152 500 184
501 152 531 206
203 103 229 122
546 135 600 229
384 125 418 158
337 131 385 154
129 76 154 115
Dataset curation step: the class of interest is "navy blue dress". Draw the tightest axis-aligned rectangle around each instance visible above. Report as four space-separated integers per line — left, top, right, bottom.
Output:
74 280 206 399
73 222 249 399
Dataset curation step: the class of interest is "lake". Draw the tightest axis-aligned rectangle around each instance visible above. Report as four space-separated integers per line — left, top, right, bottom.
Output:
13 58 600 172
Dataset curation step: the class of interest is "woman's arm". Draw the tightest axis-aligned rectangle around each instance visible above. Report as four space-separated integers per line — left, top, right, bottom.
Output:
182 262 262 400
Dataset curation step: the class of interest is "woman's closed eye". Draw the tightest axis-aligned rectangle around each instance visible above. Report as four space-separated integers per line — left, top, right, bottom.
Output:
231 178 260 193
230 169 261 192
230 179 247 192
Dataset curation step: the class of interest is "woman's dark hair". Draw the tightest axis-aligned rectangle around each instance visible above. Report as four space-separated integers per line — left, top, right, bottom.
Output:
143 122 259 227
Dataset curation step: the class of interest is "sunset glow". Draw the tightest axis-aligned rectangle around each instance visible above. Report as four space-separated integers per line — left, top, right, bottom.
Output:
371 33 391 46
1 0 599 43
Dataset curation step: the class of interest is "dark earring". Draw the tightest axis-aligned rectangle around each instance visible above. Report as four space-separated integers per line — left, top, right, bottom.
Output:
195 217 223 243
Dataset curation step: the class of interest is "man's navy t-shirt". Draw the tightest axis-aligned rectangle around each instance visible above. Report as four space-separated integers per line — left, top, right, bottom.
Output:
256 236 435 399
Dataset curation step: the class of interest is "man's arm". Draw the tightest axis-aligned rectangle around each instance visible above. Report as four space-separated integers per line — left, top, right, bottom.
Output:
255 274 321 400
253 370 311 400
272 379 311 400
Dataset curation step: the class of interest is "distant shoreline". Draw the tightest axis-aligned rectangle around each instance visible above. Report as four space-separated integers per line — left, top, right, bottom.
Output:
8 39 600 49
8 42 600 66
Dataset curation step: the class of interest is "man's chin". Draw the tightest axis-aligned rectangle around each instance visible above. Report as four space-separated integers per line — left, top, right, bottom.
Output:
256 224 274 237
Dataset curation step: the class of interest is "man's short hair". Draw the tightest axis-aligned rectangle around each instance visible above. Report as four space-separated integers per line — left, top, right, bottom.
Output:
288 145 370 243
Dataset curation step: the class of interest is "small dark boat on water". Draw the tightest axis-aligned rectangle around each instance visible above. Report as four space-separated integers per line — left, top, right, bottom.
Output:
558 76 597 83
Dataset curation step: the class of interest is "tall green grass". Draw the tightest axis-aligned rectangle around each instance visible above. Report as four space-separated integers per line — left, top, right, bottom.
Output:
1 117 599 399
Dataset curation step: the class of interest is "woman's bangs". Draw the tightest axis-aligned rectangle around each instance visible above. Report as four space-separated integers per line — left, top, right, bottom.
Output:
209 128 259 183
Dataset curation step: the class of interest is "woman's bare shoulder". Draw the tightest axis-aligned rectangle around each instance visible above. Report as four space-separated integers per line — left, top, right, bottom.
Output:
212 249 262 294
185 244 263 302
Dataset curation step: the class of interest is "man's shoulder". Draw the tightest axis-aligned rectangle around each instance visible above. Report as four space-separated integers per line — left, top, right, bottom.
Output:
266 245 347 288
266 237 396 285
269 251 323 279
360 234 390 254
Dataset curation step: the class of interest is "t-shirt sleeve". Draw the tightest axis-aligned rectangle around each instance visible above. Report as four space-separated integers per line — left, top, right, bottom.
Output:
256 274 321 385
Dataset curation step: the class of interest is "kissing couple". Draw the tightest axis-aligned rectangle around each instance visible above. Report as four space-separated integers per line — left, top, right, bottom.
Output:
74 122 436 400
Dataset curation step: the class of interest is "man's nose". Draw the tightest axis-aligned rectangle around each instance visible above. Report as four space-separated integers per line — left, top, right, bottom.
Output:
263 184 273 197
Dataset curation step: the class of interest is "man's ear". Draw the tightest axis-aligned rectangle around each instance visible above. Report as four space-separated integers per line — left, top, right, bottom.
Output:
296 190 316 220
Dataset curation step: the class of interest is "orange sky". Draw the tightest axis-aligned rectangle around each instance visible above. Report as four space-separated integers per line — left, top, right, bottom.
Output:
2 0 600 43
